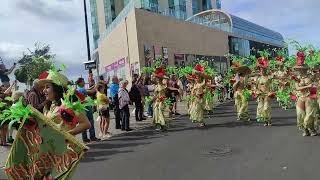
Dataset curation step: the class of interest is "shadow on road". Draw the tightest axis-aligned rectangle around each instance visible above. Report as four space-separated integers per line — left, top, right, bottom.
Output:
82 150 133 163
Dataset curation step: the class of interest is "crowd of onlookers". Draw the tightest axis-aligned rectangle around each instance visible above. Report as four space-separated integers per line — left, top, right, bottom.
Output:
0 62 233 146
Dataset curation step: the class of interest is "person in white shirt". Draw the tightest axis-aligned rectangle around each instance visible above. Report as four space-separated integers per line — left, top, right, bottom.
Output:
118 80 132 131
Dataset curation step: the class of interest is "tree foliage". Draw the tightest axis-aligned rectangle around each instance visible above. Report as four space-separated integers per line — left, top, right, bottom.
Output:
14 43 54 85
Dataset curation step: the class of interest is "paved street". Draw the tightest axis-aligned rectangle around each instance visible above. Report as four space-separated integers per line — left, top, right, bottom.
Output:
74 100 320 180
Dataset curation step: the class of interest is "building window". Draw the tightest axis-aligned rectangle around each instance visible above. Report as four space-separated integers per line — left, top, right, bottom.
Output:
192 0 200 14
229 37 250 57
216 0 221 9
202 0 212 11
90 0 100 49
104 0 116 27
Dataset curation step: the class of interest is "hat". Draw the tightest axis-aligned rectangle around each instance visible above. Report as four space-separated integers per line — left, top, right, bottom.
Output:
232 66 251 75
276 56 285 66
38 70 69 88
257 57 269 68
76 77 85 85
153 67 168 79
293 51 309 70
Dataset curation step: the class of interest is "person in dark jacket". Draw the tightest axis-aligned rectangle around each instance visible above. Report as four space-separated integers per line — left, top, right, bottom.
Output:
130 74 146 121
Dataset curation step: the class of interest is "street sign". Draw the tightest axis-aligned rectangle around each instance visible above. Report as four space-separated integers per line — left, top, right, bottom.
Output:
83 60 97 70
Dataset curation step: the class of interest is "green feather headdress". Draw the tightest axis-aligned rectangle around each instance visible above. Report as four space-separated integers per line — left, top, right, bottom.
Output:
62 86 95 114
0 98 32 129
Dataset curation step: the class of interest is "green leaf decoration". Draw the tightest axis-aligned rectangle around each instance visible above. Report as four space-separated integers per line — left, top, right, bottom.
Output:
63 86 94 114
276 89 292 110
269 59 276 69
166 67 178 75
0 97 32 130
61 64 66 71
145 96 153 106
204 66 217 77
305 50 320 69
154 57 163 68
4 96 14 102
178 66 193 77
243 89 252 101
141 67 155 74
258 50 270 59
185 95 195 102
0 102 6 108
164 98 173 107
284 55 297 68
204 90 213 102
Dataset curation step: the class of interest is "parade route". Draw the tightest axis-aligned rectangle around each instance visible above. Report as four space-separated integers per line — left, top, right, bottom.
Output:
73 101 320 180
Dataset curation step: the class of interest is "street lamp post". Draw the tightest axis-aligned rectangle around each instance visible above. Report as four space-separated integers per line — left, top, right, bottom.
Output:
83 0 91 61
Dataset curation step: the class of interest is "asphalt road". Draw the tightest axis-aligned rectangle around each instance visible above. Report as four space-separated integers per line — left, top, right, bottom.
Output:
74 100 320 180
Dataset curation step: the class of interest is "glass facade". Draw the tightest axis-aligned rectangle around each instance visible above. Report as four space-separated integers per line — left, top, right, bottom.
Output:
202 0 212 11
140 0 159 12
169 0 187 19
228 37 250 57
229 36 280 57
192 0 201 14
230 15 283 47
216 0 221 9
89 0 100 49
103 0 116 27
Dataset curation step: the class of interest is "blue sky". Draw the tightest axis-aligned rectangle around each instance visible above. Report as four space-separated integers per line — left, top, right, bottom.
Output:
0 0 319 83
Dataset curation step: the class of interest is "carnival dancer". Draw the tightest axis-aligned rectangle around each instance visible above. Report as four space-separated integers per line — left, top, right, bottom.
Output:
38 71 91 135
186 74 196 115
204 78 215 116
233 70 251 121
153 67 170 131
294 53 318 136
190 76 206 127
255 56 274 126
274 57 289 92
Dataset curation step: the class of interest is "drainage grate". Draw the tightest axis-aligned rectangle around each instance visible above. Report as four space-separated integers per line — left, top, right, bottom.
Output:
203 146 232 157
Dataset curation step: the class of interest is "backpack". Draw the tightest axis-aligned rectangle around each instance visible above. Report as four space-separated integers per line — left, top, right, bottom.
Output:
129 85 140 102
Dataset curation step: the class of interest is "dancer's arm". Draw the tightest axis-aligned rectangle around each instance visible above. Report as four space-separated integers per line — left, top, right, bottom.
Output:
4 81 16 95
4 64 16 75
295 82 312 91
68 112 91 135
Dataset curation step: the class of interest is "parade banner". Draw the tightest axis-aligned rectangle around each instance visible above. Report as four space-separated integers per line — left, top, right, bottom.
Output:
4 106 88 180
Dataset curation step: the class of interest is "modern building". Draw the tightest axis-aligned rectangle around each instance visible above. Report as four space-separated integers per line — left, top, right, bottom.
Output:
89 0 284 80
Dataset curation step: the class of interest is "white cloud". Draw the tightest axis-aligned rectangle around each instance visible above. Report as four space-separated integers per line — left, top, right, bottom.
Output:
0 42 25 61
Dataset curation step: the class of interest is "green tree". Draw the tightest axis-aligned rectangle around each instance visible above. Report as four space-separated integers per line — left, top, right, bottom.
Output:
14 43 54 86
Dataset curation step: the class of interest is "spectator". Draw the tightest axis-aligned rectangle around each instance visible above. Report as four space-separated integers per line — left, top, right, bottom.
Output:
118 80 132 131
0 63 16 86
88 69 95 88
96 83 112 139
76 78 100 143
99 75 110 96
130 74 145 121
110 76 121 129
26 79 47 113
166 74 180 116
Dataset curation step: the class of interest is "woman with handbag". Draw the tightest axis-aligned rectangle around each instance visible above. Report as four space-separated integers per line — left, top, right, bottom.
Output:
96 83 111 139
